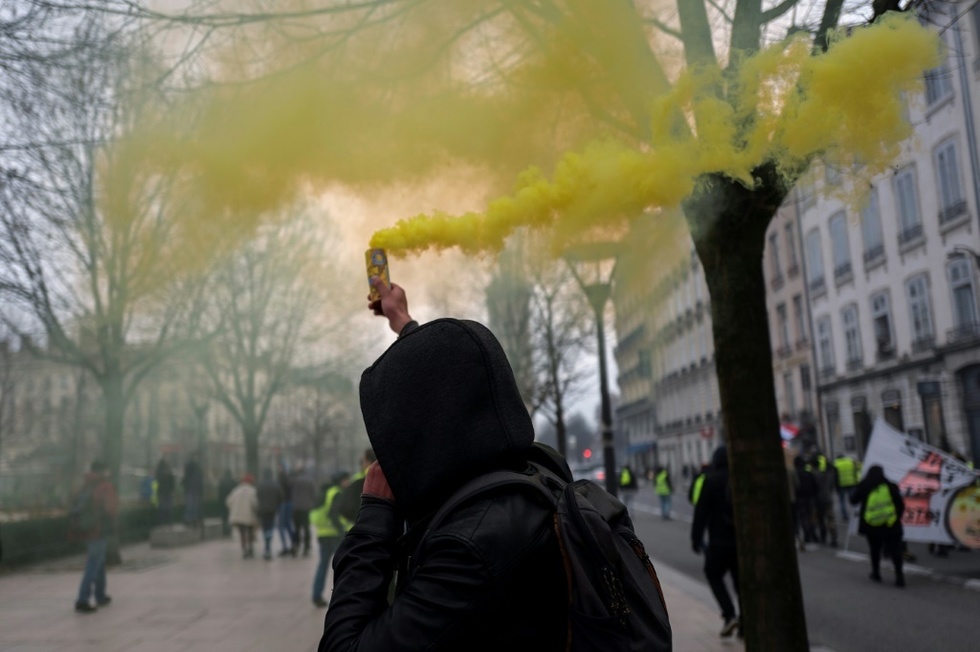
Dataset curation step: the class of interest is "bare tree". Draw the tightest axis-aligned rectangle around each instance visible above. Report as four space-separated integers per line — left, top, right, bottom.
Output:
0 8 206 489
198 215 331 476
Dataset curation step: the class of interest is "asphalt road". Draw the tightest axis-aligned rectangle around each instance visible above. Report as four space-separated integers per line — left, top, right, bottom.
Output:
628 486 980 652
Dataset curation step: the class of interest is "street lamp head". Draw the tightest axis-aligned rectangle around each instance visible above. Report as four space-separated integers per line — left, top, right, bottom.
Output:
948 245 980 264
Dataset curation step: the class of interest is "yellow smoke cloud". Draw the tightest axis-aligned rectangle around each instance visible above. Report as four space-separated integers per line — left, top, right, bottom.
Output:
370 14 940 256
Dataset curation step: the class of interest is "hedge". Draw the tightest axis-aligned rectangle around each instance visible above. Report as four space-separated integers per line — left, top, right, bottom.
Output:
0 499 223 568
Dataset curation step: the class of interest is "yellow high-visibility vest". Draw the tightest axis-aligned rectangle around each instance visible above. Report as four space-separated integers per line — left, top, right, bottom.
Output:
863 484 897 527
692 474 706 505
311 486 345 537
834 457 858 488
655 470 671 496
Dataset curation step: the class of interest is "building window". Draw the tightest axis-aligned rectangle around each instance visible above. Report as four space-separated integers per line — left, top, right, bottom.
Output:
906 274 934 350
776 303 790 352
893 167 922 245
841 304 862 369
785 223 798 272
829 211 852 281
817 316 835 374
783 371 797 417
800 364 814 412
871 291 895 359
935 139 966 223
924 49 953 105
806 229 825 293
769 232 782 280
860 187 885 264
948 257 979 332
793 294 807 343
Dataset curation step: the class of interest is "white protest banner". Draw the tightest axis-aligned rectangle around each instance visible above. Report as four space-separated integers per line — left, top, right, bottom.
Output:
855 419 980 548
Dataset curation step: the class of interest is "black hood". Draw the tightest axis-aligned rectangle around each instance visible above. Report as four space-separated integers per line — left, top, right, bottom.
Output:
865 464 885 485
359 319 535 519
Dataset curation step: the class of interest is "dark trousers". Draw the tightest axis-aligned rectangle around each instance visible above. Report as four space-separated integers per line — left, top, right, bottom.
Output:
293 510 311 554
704 545 740 621
866 528 903 579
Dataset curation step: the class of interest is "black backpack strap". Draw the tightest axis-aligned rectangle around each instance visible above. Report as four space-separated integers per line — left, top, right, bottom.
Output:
420 462 568 542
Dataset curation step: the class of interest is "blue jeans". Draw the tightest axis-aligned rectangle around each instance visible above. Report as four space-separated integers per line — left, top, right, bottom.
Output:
278 501 295 551
838 487 855 523
77 538 108 605
312 536 342 601
659 494 672 519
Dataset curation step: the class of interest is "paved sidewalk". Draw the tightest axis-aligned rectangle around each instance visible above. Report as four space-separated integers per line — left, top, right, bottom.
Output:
0 537 763 652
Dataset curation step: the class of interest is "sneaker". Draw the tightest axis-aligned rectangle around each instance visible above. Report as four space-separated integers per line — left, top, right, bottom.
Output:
313 598 328 608
720 617 739 638
869 572 882 582
75 602 97 614
96 596 112 607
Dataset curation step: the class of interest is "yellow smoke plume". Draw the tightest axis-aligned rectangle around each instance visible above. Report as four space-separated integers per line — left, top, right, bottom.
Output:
370 14 940 256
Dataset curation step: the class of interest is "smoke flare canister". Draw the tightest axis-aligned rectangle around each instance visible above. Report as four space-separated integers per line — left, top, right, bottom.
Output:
366 248 390 303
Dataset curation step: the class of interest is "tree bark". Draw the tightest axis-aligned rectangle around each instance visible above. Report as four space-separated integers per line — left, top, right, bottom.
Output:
685 169 808 651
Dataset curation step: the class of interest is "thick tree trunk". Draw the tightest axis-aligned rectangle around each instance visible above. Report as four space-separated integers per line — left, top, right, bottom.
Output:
685 169 808 651
244 423 260 477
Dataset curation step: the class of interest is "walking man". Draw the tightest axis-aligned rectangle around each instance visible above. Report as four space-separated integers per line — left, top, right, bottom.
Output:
691 445 741 638
311 471 352 607
833 454 860 522
182 453 204 526
851 464 906 587
73 460 118 613
290 465 317 557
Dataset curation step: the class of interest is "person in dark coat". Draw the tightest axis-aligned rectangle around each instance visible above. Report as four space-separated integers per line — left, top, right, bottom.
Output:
218 469 237 536
850 464 906 587
793 455 818 544
319 279 570 652
182 454 204 526
276 464 295 555
256 468 284 560
155 458 176 526
691 445 741 639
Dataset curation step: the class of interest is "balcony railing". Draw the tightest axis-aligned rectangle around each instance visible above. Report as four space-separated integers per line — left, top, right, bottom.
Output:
777 345 793 359
846 357 863 372
898 223 924 246
787 262 800 278
771 274 785 291
939 200 968 224
819 365 836 379
876 344 896 362
809 277 826 296
863 244 885 266
911 335 935 353
947 322 980 344
834 262 853 283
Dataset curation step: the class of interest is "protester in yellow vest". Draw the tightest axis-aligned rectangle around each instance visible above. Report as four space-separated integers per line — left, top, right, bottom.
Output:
654 466 672 520
850 465 906 587
619 465 638 511
833 454 860 523
312 471 352 607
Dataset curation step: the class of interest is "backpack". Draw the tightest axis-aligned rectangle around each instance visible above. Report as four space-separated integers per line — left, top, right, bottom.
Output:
419 462 672 652
69 484 100 534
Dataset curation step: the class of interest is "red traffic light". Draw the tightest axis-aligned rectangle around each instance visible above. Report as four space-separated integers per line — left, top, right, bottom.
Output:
583 448 592 459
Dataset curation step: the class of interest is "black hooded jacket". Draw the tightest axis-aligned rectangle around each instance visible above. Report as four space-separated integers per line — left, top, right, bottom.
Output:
319 319 568 652
691 445 737 548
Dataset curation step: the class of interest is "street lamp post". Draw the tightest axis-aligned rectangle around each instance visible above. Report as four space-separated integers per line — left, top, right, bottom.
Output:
564 242 621 498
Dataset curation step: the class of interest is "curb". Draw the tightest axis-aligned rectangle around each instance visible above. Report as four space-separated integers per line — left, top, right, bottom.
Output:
833 550 980 591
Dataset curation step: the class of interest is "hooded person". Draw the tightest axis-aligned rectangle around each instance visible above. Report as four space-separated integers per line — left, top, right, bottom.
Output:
319 278 571 652
850 464 906 586
690 445 741 639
